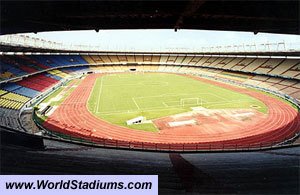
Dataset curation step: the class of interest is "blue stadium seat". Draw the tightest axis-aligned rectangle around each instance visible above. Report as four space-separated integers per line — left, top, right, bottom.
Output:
62 66 90 72
45 73 62 81
2 83 22 91
13 87 40 98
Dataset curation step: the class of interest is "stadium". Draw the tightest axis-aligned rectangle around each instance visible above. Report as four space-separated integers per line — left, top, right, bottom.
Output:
1 1 299 194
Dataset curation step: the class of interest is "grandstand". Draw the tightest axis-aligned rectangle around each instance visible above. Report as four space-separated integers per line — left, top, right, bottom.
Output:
0 53 299 140
3 54 298 99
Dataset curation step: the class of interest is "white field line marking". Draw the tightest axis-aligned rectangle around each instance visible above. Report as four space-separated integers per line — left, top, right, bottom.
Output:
210 93 228 101
208 97 253 104
132 97 140 110
117 74 137 78
134 93 211 100
98 92 251 115
104 83 144 87
162 102 169 107
99 106 184 116
93 76 254 115
163 101 180 106
104 81 169 87
134 94 209 106
165 98 208 105
96 76 104 112
110 95 117 112
98 105 184 115
97 93 212 114
97 99 255 115
204 99 252 107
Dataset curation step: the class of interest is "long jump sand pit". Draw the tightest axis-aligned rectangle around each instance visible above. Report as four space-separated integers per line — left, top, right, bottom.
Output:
153 107 266 136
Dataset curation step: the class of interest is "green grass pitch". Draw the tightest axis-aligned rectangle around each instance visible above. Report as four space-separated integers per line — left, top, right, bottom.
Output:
87 73 268 132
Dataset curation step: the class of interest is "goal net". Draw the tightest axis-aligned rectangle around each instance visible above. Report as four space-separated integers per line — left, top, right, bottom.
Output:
180 98 202 107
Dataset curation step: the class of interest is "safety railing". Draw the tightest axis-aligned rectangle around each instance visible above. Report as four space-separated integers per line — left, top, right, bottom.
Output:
3 121 300 153
32 106 300 153
2 67 298 152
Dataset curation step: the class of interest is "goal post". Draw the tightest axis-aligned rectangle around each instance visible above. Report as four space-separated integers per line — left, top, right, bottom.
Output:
180 97 202 107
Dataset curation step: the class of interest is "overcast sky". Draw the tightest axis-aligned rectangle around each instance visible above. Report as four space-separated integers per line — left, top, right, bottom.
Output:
20 29 300 51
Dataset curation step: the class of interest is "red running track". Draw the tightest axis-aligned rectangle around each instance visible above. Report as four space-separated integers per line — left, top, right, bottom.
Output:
43 73 300 151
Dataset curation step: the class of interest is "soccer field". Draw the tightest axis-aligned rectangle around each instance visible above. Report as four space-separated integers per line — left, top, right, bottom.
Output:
87 73 267 132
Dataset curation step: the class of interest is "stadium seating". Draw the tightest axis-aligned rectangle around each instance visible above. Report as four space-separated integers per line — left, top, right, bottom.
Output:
0 107 22 129
1 92 30 103
17 73 60 92
0 89 7 96
13 87 40 98
0 55 88 81
1 61 27 80
0 90 29 111
0 98 24 110
83 55 300 79
61 66 90 73
0 56 91 112
0 54 299 137
47 70 69 78
31 55 87 68
1 54 299 82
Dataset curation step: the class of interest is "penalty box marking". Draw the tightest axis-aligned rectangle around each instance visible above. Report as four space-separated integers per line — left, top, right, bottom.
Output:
134 93 211 105
132 93 208 110
95 93 247 114
95 79 248 113
97 92 217 113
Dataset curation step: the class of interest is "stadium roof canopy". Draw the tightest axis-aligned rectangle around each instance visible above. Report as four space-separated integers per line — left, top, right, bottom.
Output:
1 0 299 35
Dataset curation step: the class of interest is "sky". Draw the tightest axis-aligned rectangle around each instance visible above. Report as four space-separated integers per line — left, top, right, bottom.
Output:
19 29 300 52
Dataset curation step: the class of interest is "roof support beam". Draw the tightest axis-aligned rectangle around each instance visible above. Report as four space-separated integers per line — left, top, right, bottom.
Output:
174 0 206 31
